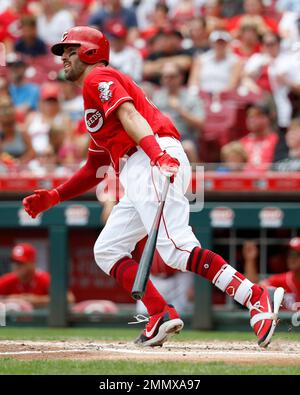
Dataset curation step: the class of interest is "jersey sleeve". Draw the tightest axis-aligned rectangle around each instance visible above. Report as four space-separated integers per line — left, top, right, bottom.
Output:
85 71 133 120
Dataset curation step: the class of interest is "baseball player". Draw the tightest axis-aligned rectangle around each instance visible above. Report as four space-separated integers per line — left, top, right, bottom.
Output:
23 26 284 347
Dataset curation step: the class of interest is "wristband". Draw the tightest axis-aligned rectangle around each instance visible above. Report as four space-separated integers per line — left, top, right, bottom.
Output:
139 135 164 165
50 188 61 205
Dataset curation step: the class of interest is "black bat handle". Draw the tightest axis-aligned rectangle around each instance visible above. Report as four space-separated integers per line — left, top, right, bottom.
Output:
131 178 171 300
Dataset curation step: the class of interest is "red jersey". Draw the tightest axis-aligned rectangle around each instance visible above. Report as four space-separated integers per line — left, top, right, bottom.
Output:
240 132 278 171
83 66 180 170
0 271 50 296
261 271 300 310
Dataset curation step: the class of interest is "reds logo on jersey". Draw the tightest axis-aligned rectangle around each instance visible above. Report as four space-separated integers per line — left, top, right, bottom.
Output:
98 81 113 102
84 109 104 133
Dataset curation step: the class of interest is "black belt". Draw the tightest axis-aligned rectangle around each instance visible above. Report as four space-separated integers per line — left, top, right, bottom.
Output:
125 146 138 158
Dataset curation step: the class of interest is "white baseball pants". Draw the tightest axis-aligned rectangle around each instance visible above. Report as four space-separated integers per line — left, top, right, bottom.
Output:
94 137 200 275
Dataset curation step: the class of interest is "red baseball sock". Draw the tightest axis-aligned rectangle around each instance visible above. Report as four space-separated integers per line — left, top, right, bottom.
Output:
186 247 261 306
110 257 167 316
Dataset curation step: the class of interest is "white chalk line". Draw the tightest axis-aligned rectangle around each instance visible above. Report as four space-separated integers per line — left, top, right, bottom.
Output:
0 345 299 359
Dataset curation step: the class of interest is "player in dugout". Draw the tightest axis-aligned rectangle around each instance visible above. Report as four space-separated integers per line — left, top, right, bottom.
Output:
0 243 74 309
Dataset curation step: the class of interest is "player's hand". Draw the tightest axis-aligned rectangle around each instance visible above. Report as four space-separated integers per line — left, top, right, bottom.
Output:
155 151 180 182
23 189 60 218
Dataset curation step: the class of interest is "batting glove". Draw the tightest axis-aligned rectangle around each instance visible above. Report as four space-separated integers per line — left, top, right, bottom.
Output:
23 189 60 218
154 151 180 182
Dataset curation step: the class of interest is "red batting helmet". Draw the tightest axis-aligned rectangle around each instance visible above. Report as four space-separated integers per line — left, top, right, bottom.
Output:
11 243 37 264
51 26 110 65
289 237 300 253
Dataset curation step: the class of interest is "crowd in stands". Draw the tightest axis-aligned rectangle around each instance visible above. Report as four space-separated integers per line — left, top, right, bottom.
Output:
2 0 300 174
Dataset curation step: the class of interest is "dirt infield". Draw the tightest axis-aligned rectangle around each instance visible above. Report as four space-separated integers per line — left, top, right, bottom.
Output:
0 340 300 365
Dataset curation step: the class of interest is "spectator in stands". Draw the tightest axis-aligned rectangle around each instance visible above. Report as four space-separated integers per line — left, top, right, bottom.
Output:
0 0 29 52
107 22 143 83
188 30 242 94
152 62 204 162
15 15 48 57
240 103 278 171
139 2 171 42
37 0 74 46
228 0 278 35
231 19 262 61
144 28 192 85
0 77 9 98
49 125 81 167
204 0 228 34
186 16 210 56
217 141 248 172
273 118 300 171
0 97 35 164
244 32 300 135
0 243 75 308
243 237 300 310
88 0 138 43
57 70 84 123
7 53 40 116
24 82 72 156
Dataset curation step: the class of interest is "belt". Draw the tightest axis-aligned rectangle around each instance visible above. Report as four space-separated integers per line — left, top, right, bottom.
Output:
125 146 138 158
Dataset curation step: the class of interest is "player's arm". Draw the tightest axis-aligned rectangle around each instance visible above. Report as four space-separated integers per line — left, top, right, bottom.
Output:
116 101 179 179
23 150 110 218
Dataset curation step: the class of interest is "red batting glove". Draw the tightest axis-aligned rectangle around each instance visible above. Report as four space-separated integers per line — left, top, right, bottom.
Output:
154 151 180 182
22 189 60 218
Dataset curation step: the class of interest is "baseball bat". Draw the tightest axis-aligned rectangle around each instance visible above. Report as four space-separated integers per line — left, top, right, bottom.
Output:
131 178 171 300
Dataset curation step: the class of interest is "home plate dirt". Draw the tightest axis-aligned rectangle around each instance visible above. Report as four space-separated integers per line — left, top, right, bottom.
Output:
0 340 300 365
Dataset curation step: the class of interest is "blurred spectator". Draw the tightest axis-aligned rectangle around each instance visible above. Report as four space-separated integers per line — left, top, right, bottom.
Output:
49 125 81 166
122 0 157 31
240 103 278 171
277 0 300 13
217 141 248 172
273 118 300 171
88 0 138 43
243 32 300 132
0 0 30 52
188 30 242 94
0 77 10 98
170 0 198 31
144 28 192 85
108 22 143 83
243 237 300 310
204 0 228 34
152 62 204 162
24 82 72 156
0 97 35 163
186 16 210 56
57 70 84 122
37 0 74 46
0 243 75 308
228 0 278 35
15 15 48 57
7 53 40 115
231 19 262 60
139 2 171 41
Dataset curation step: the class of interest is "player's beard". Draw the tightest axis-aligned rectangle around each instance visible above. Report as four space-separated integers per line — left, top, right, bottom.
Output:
64 62 86 82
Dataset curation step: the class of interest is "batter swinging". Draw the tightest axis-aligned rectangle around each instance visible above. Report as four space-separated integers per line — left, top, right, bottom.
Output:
23 26 284 347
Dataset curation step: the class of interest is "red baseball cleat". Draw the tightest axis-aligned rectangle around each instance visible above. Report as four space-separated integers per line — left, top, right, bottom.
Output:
130 304 184 347
247 286 284 348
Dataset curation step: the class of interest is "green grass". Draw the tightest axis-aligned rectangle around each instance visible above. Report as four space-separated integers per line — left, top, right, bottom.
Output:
0 328 299 375
0 327 299 342
0 359 299 375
